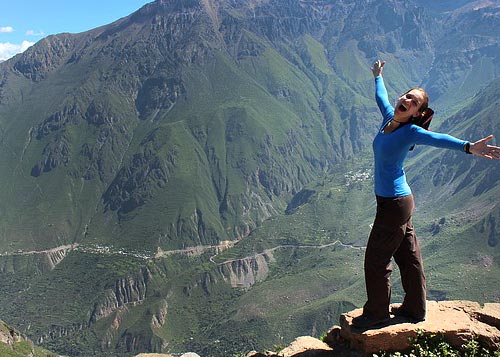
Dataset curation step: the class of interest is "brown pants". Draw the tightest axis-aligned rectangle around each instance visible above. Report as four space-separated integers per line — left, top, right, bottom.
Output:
363 194 426 320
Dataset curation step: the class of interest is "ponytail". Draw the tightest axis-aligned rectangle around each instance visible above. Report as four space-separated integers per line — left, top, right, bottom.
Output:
412 107 434 130
409 107 434 151
401 87 433 151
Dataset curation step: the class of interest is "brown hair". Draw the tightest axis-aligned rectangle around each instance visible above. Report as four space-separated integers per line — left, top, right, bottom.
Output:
402 87 429 114
406 88 434 151
403 88 434 130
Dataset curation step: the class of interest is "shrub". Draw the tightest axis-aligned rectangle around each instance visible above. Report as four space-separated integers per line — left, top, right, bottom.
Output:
373 330 500 357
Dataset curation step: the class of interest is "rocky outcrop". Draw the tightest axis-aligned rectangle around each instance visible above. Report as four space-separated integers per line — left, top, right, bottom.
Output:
89 267 151 324
151 300 168 329
102 128 179 216
217 251 275 288
134 353 200 357
135 76 185 120
30 133 72 177
1 319 63 356
180 248 275 300
339 300 500 356
37 323 86 344
13 34 77 81
278 336 333 357
285 189 316 214
0 320 64 357
0 319 24 346
246 336 336 357
246 300 500 357
35 103 81 139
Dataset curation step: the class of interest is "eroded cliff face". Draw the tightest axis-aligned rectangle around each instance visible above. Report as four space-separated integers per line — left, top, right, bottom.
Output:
151 300 168 329
89 267 151 324
27 266 153 353
217 251 275 288
12 34 78 81
179 249 276 298
37 323 86 345
0 319 24 345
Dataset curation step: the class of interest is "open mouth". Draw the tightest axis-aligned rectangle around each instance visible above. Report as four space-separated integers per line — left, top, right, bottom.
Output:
398 104 408 112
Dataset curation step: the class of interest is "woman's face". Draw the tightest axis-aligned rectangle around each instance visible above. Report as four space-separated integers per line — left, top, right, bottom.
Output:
394 89 425 121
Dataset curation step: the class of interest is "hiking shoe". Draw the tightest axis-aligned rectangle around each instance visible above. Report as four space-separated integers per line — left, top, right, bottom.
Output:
351 314 390 329
391 305 425 323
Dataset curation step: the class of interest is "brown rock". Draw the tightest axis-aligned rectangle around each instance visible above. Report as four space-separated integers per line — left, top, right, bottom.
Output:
322 325 364 356
322 326 342 347
278 336 334 357
473 302 500 329
246 351 275 357
133 354 200 357
0 320 23 346
339 300 500 355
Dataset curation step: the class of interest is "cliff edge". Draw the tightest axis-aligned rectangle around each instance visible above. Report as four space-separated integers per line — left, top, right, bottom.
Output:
243 300 500 357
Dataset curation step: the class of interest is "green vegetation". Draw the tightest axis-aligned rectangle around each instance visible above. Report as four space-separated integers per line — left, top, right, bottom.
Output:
374 330 500 357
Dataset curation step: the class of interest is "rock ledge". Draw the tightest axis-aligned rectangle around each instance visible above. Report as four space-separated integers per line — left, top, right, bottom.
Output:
339 300 500 355
247 300 500 357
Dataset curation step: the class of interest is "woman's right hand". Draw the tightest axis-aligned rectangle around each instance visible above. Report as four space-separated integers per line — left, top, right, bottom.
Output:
371 60 386 78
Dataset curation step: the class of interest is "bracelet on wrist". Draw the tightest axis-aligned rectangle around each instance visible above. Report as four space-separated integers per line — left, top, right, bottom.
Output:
464 142 472 154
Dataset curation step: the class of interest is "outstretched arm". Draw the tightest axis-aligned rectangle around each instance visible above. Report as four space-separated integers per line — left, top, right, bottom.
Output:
412 127 500 160
469 135 500 160
371 60 393 122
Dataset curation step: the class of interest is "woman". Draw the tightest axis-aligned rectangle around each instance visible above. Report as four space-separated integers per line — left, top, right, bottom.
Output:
352 60 500 328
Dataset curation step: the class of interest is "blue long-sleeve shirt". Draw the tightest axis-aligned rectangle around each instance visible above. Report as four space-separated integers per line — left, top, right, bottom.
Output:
372 76 467 197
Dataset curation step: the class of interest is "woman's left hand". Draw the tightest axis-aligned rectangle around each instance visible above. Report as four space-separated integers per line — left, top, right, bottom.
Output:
470 135 500 159
371 60 385 78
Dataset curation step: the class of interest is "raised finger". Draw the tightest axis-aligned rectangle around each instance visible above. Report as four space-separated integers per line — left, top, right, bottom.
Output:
480 135 494 144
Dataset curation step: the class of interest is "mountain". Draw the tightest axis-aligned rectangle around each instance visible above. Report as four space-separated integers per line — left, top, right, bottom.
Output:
0 0 348 253
0 0 499 356
422 0 500 108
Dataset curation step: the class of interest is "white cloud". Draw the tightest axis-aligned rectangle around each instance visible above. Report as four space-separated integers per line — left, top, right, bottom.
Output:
0 26 14 33
0 41 34 62
26 30 45 36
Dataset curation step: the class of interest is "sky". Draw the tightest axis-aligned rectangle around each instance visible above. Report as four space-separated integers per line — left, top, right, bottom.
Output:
0 0 154 61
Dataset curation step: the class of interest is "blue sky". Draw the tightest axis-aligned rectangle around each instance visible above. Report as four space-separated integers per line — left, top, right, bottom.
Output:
0 0 153 61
